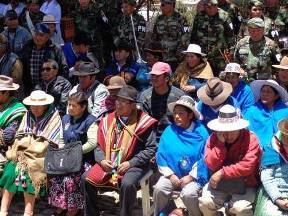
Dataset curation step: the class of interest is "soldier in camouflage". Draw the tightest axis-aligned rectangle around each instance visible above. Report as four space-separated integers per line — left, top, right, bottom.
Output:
72 0 105 68
152 0 190 71
275 0 288 33
191 0 235 76
238 0 273 39
18 0 44 34
234 17 281 80
113 0 146 60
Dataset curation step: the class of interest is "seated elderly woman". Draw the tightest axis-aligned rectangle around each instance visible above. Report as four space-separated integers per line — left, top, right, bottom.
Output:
254 117 288 216
244 80 288 166
171 44 213 99
223 63 255 114
153 95 209 216
0 90 61 216
48 92 97 216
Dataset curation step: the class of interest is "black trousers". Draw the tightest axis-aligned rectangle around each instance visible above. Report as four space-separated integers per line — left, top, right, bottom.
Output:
83 166 148 216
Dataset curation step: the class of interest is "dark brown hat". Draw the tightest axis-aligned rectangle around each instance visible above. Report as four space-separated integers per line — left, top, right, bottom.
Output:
144 42 164 54
197 77 233 106
117 85 138 102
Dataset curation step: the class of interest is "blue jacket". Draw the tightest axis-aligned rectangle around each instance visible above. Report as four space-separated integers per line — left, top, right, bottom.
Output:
62 42 92 68
62 112 96 164
197 96 239 132
232 81 255 114
157 122 209 186
2 26 32 56
244 100 288 165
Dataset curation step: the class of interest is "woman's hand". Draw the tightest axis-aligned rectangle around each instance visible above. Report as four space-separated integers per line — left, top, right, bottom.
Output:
169 174 181 189
180 85 196 93
180 175 193 188
275 198 288 210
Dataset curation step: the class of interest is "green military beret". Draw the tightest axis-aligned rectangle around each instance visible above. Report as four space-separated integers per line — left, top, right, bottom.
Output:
247 17 265 28
203 0 218 5
160 0 176 4
122 0 137 6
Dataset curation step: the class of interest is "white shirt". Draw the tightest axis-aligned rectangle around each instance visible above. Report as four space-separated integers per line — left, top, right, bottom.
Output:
40 0 63 42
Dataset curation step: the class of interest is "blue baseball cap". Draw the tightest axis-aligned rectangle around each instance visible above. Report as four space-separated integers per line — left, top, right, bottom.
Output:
35 23 50 34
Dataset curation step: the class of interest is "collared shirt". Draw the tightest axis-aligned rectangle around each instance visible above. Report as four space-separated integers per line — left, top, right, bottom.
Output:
30 47 45 87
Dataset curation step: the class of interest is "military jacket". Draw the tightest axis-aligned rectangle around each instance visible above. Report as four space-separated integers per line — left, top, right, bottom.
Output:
152 11 190 63
191 8 235 60
275 7 288 31
234 36 280 79
72 3 102 37
114 12 146 51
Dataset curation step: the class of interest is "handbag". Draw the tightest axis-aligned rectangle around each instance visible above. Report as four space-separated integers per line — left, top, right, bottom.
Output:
216 177 246 194
44 141 82 175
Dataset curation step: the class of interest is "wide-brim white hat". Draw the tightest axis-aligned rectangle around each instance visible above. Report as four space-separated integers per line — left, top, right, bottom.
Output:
272 56 288 70
250 79 288 103
23 90 54 106
182 44 206 56
168 95 200 119
0 75 19 91
207 105 249 131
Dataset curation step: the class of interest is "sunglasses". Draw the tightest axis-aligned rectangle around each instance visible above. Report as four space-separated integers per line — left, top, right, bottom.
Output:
42 67 55 71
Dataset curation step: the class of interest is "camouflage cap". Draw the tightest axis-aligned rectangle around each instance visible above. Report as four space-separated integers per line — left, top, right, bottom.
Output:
203 0 218 6
160 0 176 4
250 0 263 8
247 17 264 28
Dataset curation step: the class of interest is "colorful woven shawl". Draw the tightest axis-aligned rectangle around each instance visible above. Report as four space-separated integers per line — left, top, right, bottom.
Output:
17 106 61 144
0 97 26 129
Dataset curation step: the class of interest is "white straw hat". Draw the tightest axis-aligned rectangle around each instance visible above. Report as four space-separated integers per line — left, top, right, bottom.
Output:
168 95 200 119
182 44 206 56
250 79 288 103
23 90 54 106
207 105 249 131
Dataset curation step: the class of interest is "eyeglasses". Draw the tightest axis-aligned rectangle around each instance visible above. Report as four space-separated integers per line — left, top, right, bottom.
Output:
42 67 55 71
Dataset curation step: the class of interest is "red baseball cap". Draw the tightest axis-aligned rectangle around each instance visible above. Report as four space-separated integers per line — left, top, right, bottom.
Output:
149 62 172 75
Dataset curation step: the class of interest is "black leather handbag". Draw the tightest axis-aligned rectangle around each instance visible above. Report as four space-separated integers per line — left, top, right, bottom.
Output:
44 141 83 175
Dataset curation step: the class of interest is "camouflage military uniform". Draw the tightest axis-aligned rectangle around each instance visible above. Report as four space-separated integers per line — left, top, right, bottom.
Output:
218 0 242 35
234 35 280 79
191 8 235 76
19 8 45 32
72 3 104 68
114 12 146 59
275 6 288 32
152 11 190 70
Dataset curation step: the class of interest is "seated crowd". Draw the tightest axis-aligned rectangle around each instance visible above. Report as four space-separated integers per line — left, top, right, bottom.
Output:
0 0 288 215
